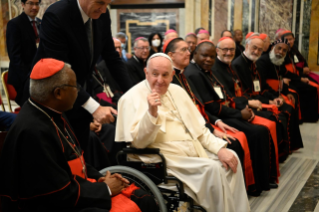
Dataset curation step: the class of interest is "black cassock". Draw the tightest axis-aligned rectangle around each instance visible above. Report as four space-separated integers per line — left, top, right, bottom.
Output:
256 53 303 155
235 42 245 59
170 68 244 173
184 62 274 195
283 48 319 122
0 100 156 212
126 55 146 86
232 54 290 160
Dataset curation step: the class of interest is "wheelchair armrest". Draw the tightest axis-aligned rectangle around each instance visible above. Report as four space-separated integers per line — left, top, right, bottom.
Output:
122 147 160 154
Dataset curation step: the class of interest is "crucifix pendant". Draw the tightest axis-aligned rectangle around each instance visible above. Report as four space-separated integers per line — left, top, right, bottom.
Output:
224 101 230 107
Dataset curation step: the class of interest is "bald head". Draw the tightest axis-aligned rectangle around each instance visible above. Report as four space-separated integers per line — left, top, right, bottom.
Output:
164 32 178 42
113 38 122 57
216 38 236 64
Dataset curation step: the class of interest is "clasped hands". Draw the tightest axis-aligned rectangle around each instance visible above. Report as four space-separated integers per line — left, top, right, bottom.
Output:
98 171 130 196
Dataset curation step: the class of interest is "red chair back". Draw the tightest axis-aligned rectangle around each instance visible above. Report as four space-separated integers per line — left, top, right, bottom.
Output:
2 71 17 100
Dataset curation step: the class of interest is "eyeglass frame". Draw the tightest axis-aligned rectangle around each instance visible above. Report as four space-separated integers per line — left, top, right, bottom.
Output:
217 47 236 53
135 46 151 51
25 1 41 6
51 84 81 93
171 47 190 54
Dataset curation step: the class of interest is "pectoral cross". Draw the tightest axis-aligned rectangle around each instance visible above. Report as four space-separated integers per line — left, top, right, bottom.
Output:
224 100 230 107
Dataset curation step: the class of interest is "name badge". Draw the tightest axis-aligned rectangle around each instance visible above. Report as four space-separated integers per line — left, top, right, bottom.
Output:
214 86 224 99
253 80 261 92
294 55 299 63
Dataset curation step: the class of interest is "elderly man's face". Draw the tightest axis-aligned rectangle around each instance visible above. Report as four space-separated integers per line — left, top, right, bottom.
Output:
169 41 191 69
145 57 175 95
217 39 236 64
194 43 216 71
79 0 111 19
134 40 150 60
274 43 289 59
59 67 78 111
197 33 210 43
113 38 122 58
185 36 197 53
245 38 264 62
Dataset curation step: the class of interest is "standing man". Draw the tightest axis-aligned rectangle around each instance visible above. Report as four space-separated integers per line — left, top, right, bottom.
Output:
126 37 150 85
233 29 245 58
196 29 210 43
6 0 41 97
27 0 133 150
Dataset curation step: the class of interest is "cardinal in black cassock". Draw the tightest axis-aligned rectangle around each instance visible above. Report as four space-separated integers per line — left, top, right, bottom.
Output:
256 39 303 156
181 38 279 195
0 59 157 212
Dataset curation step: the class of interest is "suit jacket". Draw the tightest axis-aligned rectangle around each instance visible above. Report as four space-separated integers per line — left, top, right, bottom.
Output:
28 0 132 108
126 55 146 85
6 12 41 92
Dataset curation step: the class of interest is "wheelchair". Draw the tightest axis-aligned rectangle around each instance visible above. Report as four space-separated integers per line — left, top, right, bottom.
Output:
100 147 206 212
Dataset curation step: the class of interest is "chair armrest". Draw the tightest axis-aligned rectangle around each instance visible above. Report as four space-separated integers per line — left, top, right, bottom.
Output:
122 147 160 154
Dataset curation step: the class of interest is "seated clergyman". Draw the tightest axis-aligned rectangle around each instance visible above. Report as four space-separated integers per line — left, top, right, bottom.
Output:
0 58 157 212
115 53 250 211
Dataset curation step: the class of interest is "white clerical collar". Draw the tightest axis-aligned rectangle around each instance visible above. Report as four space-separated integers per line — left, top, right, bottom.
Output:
173 66 184 74
217 56 231 66
77 0 89 24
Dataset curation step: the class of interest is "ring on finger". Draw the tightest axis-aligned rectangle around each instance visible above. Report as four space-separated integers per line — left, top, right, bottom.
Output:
155 99 159 102
223 135 227 139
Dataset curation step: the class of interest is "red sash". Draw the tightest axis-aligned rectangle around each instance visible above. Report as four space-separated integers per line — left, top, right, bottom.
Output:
285 64 297 75
251 116 280 183
68 153 141 212
212 125 255 189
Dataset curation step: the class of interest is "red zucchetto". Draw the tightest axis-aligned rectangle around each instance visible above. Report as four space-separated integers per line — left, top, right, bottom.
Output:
30 58 65 80
218 36 233 43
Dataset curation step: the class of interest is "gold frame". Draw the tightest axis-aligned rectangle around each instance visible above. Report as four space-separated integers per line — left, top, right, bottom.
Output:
1 71 13 112
125 20 170 53
0 88 5 112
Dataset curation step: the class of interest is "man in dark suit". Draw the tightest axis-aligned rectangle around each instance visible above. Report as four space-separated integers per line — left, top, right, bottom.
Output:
25 0 133 150
126 37 150 85
6 0 41 97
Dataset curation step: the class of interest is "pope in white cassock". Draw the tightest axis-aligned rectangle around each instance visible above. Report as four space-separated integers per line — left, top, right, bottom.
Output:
115 53 250 211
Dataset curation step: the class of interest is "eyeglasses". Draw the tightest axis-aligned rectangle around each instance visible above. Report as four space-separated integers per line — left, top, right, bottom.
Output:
218 47 235 53
25 2 41 6
136 47 150 51
52 84 81 93
172 47 190 54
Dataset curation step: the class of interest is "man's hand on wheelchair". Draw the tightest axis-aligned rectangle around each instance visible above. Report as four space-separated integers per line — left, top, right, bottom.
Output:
217 148 238 173
98 171 130 196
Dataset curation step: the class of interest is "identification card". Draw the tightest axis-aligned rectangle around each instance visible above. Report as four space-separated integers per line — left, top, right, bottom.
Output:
214 86 224 99
253 80 261 92
294 55 299 63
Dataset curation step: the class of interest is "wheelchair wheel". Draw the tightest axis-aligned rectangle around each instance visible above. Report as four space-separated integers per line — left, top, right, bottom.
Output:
100 165 167 212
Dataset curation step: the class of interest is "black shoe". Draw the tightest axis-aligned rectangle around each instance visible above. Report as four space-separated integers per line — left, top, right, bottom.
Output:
269 182 278 189
247 190 261 197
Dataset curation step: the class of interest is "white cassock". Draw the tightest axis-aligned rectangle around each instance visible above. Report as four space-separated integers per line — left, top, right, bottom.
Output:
116 80 250 212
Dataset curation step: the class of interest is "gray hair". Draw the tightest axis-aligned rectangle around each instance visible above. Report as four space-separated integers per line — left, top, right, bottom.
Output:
245 32 260 45
115 32 126 40
30 63 71 102
133 37 148 48
146 53 174 71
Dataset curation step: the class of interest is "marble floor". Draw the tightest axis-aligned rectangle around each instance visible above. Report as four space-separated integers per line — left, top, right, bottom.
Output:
249 122 319 212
